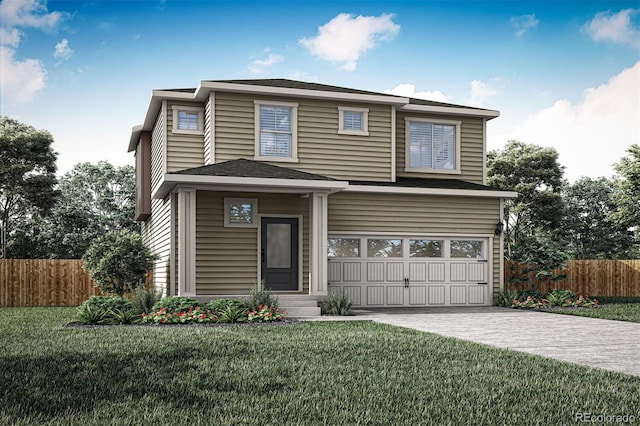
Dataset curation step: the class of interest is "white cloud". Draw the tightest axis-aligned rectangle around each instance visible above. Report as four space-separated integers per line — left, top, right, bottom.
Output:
468 80 497 107
0 0 65 30
0 45 46 104
299 13 400 71
247 53 283 75
510 14 539 37
493 62 640 182
0 27 22 46
582 8 640 48
384 83 450 103
53 38 73 60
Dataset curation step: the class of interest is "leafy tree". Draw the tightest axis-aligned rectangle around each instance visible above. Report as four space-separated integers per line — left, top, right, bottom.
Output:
0 117 58 258
611 144 640 234
487 141 566 259
509 230 568 292
82 229 156 297
560 177 635 259
37 161 138 258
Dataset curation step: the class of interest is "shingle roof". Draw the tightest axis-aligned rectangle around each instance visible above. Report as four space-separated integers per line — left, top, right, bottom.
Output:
350 177 500 191
173 158 337 181
162 78 493 112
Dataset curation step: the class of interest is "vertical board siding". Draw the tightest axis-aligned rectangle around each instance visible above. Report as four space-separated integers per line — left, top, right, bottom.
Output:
328 192 502 293
0 259 152 307
196 191 309 295
395 111 485 184
214 92 393 181
166 101 205 172
505 260 640 297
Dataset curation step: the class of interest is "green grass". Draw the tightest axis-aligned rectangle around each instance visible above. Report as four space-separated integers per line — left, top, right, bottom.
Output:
1 308 639 425
544 302 640 323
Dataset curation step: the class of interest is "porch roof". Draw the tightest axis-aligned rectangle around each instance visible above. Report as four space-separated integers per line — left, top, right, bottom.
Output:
174 158 337 181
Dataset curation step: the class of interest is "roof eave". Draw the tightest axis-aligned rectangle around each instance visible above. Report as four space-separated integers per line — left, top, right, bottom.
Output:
345 184 517 198
399 103 500 119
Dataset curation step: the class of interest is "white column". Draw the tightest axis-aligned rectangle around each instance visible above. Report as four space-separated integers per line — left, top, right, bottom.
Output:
177 187 196 296
309 192 329 295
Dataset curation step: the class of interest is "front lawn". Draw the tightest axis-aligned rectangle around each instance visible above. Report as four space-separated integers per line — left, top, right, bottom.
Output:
1 307 638 425
543 301 640 323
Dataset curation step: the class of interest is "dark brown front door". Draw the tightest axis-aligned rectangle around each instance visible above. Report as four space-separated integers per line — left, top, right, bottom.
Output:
261 217 299 291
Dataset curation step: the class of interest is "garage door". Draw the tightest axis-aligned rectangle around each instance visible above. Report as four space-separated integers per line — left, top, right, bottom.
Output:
327 236 491 307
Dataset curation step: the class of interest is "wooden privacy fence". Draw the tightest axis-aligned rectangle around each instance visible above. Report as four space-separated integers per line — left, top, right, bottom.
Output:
0 259 153 307
505 260 640 297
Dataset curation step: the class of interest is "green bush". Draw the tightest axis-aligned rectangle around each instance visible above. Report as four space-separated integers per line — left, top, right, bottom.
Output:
495 288 519 307
322 291 352 316
545 289 576 306
518 289 545 300
217 304 248 323
131 287 161 315
76 296 134 325
82 230 157 297
206 298 245 312
245 283 279 311
152 296 201 313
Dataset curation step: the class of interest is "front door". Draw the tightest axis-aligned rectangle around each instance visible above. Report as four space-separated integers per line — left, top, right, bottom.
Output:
261 217 299 291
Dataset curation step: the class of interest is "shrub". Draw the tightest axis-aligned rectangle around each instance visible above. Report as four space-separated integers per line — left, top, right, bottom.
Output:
495 288 519 307
217 304 248 323
245 283 279 311
82 230 157 297
322 291 352 316
573 295 599 308
76 296 134 324
206 298 245 313
131 287 161 315
511 296 548 310
518 289 545 300
247 305 286 322
108 308 139 325
152 296 201 313
545 289 576 306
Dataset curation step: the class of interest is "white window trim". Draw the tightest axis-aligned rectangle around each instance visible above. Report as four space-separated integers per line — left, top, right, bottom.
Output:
171 105 204 135
338 106 369 136
224 198 258 228
254 100 299 163
404 117 461 175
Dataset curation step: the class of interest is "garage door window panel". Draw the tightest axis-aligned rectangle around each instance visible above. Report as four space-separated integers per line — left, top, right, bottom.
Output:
450 240 484 258
328 238 360 258
367 239 402 258
410 240 443 258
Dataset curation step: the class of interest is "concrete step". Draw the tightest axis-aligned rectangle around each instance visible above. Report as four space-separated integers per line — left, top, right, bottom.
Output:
283 306 322 317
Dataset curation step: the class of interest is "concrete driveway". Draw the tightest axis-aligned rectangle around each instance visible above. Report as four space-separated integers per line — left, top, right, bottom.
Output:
313 307 640 377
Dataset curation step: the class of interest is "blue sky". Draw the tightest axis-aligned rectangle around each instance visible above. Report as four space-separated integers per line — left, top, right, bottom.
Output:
1 0 638 181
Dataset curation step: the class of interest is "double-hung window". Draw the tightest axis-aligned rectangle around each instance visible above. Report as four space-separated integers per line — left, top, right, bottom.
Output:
405 118 460 173
338 106 369 136
172 105 204 135
254 100 298 162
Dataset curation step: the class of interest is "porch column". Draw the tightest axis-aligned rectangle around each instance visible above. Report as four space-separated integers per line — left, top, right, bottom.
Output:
177 187 196 296
309 192 328 296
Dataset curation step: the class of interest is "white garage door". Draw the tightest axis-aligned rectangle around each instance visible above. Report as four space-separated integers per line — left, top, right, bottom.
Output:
327 236 491 307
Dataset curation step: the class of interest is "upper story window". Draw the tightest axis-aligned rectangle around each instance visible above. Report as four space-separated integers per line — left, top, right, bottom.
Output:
254 100 298 163
405 118 461 174
338 106 369 136
172 105 204 135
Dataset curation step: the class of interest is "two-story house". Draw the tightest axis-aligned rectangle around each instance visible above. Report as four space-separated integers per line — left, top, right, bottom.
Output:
128 79 516 315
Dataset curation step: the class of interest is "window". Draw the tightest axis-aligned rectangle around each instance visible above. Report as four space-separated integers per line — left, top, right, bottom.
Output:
405 118 460 173
172 106 204 134
224 198 257 227
450 240 484 258
367 239 402 258
410 240 443 258
338 106 369 136
254 100 298 162
328 238 360 258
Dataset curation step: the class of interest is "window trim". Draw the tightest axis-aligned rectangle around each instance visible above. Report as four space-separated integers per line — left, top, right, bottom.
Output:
171 105 204 135
254 100 299 163
224 198 258 228
404 117 461 174
338 106 369 136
